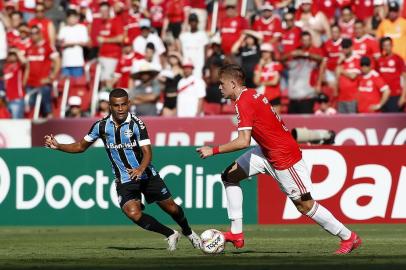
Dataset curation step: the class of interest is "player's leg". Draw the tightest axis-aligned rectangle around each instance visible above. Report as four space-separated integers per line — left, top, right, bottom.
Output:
157 198 202 249
275 159 361 254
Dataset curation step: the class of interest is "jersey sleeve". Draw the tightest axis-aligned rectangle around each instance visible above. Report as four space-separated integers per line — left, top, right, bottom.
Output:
84 121 101 142
376 76 389 92
132 116 151 146
236 98 255 131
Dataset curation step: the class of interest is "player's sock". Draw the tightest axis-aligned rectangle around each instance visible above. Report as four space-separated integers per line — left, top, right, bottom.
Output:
225 184 243 234
170 205 192 236
306 202 351 240
134 213 174 237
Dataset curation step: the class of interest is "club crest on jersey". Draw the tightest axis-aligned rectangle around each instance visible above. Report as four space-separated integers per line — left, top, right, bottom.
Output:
124 129 133 138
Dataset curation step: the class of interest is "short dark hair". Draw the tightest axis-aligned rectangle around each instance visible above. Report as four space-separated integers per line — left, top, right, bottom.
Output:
355 19 364 26
10 11 23 18
146 42 155 51
380 36 393 49
301 31 311 38
66 9 78 18
341 38 353 49
219 64 246 85
109 88 128 101
360 56 371 67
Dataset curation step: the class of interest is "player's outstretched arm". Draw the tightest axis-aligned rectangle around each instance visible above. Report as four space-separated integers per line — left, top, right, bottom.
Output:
196 129 251 159
44 134 92 153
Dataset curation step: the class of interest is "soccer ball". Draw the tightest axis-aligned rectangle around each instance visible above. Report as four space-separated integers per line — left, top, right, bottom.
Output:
200 229 225 254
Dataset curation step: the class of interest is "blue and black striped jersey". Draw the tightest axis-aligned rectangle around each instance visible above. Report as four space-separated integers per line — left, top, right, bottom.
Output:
84 113 158 183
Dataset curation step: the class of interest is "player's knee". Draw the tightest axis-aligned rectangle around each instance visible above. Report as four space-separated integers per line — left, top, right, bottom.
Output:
221 163 236 185
295 199 314 215
125 208 143 222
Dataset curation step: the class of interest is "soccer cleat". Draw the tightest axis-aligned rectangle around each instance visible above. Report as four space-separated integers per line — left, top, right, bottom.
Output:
166 230 181 251
185 231 202 249
223 231 244 249
335 232 362 254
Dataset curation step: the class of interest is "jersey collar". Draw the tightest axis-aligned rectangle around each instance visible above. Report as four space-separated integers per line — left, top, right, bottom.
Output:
236 88 248 101
109 113 132 125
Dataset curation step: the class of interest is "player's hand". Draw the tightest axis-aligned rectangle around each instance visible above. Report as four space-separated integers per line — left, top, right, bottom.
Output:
44 134 59 149
369 104 381 111
127 168 144 181
196 146 213 159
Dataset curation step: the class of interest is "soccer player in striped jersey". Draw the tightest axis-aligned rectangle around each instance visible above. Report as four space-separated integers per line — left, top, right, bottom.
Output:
44 88 201 251
197 64 361 254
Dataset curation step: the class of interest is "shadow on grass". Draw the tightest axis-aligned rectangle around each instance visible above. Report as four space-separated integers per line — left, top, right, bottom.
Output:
107 246 167 251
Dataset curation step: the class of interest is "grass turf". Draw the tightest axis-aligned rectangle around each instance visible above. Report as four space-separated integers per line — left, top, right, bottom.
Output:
0 224 405 270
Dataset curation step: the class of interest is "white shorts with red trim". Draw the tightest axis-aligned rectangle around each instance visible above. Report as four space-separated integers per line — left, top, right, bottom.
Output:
236 146 313 200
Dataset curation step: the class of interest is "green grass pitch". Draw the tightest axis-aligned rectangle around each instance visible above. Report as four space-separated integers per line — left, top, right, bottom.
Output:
0 224 405 270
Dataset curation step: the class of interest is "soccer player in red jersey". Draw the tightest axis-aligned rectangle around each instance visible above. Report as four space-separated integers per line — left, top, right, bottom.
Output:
376 37 406 112
197 64 361 254
358 56 390 113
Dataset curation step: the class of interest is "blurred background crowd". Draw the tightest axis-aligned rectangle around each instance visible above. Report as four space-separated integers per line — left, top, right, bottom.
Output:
0 0 406 119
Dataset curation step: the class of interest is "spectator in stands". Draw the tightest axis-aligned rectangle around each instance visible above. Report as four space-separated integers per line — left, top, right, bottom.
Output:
189 0 207 31
25 26 61 118
66 95 88 118
283 31 325 114
295 0 331 47
44 0 66 31
377 37 406 112
14 23 32 55
377 1 406 62
252 3 282 44
133 19 166 67
95 91 110 118
254 43 283 114
179 13 208 77
28 3 56 46
3 49 26 119
314 93 337 115
58 9 89 78
370 1 386 33
0 19 6 92
323 24 342 95
97 1 124 88
219 0 249 56
353 20 380 60
280 10 301 55
203 35 225 111
336 38 361 114
232 30 261 88
0 90 11 119
144 0 166 36
177 59 206 117
160 51 183 116
6 11 23 47
124 0 142 44
129 61 161 116
162 0 190 45
338 6 355 39
312 0 339 24
111 40 143 89
358 56 390 113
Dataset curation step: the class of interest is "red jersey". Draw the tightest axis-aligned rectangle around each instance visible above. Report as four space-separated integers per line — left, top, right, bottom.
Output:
28 17 53 44
121 10 142 43
7 30 20 47
3 62 24 101
353 34 380 58
377 53 405 97
147 1 165 28
314 0 339 20
323 38 342 71
235 89 302 170
338 53 361 101
358 70 389 113
252 16 282 42
220 16 249 54
165 0 190 23
0 107 11 119
114 52 144 88
281 26 301 54
353 0 374 20
26 40 58 87
338 18 355 38
98 16 124 59
254 62 283 101
190 0 205 8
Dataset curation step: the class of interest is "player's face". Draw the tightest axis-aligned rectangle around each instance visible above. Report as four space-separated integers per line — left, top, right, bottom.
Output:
382 40 392 55
331 27 340 40
354 23 364 38
110 96 129 123
219 76 234 99
361 65 371 74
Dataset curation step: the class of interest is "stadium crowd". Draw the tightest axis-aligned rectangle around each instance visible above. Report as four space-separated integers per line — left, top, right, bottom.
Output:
0 0 406 119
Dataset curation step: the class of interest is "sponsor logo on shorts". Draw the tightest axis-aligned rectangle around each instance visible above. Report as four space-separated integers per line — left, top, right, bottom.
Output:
161 188 168 195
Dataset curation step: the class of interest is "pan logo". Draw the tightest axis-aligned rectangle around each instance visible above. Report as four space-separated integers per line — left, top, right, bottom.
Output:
0 157 11 205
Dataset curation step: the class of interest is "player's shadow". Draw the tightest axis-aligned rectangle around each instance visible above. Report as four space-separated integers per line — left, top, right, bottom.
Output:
230 250 302 254
107 246 167 251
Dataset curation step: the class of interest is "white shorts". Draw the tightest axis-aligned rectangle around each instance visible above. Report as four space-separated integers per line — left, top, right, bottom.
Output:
236 146 313 200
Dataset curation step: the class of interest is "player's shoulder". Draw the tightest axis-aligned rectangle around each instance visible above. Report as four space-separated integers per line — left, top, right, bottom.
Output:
238 88 261 104
130 113 147 128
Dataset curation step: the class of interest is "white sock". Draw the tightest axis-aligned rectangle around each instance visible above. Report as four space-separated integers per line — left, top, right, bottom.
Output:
225 184 243 234
306 202 351 240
